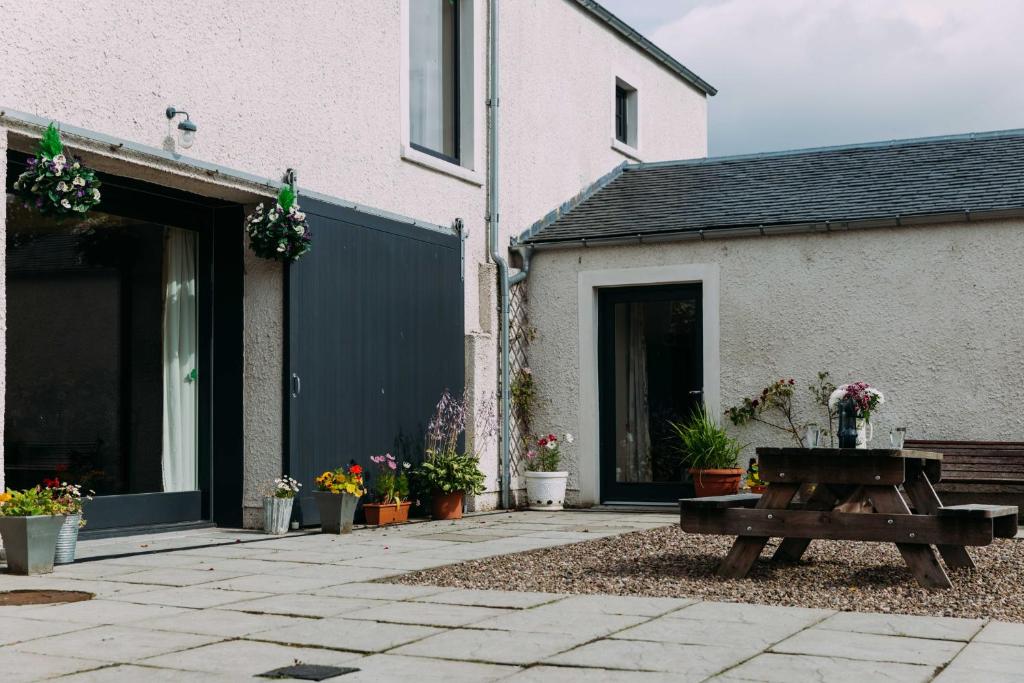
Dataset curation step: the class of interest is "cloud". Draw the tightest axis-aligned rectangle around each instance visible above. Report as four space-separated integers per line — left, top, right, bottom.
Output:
601 0 1024 155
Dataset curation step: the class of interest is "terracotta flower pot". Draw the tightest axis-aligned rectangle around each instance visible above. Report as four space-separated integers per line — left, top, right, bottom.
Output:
689 468 744 497
431 491 464 520
363 501 411 526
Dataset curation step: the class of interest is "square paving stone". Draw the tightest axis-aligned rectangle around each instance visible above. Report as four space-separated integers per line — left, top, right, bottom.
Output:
49 562 152 581
716 652 936 683
816 611 984 641
52 663 239 682
199 574 343 594
0 615 93 645
107 567 247 587
11 624 221 662
336 653 518 682
135 607 311 637
974 620 1024 646
105 586 271 608
668 600 833 626
391 628 589 665
338 554 455 571
221 593 387 618
10 598 188 625
933 642 1024 682
316 581 451 601
412 588 563 609
249 616 442 653
504 666 691 682
341 600 505 627
471 603 647 638
771 629 964 666
0 648 115 683
141 639 363 676
552 594 695 617
611 615 803 650
544 639 746 677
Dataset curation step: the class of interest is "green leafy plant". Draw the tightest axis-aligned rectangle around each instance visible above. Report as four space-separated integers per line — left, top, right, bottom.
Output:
0 487 62 517
510 367 536 425
525 432 573 472
370 454 411 504
669 405 744 471
414 451 486 495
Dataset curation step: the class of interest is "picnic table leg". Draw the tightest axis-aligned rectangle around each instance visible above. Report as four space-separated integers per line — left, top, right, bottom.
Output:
773 484 838 564
866 485 952 589
718 483 800 579
902 461 976 570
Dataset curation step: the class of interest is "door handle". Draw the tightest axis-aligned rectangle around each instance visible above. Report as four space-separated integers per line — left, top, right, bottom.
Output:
689 389 704 399
292 373 301 398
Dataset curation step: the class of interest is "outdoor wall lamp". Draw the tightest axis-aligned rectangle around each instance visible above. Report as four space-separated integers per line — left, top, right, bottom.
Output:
165 106 197 149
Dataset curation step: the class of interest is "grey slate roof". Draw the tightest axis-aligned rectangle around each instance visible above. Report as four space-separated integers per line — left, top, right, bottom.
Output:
524 129 1024 245
573 0 716 96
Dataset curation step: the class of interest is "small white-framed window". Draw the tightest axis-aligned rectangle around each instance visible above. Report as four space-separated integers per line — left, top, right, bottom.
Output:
613 77 639 157
402 0 479 182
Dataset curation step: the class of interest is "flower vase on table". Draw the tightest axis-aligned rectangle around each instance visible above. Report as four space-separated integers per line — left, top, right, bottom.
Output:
829 382 884 449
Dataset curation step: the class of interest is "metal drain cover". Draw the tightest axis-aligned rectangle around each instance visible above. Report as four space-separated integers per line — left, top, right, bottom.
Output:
257 664 360 680
0 590 94 606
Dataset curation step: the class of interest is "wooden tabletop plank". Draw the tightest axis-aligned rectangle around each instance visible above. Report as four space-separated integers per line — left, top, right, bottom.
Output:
756 447 943 460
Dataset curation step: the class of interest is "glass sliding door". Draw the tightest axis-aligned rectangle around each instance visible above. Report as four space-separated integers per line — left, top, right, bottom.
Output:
598 285 703 503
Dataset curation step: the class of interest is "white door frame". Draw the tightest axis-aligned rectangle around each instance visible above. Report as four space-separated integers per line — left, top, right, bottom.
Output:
576 264 720 505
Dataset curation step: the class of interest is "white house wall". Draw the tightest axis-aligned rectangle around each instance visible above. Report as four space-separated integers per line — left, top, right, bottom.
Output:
0 0 707 521
526 219 1024 506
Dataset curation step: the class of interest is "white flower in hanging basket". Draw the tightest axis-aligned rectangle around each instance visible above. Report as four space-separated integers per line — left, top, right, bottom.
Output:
12 123 102 216
245 184 312 262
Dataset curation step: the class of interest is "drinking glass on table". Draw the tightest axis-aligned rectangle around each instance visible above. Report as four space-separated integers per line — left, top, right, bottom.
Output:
890 426 907 449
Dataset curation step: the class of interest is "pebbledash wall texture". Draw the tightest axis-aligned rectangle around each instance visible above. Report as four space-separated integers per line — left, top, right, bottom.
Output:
526 219 1024 506
0 1 709 524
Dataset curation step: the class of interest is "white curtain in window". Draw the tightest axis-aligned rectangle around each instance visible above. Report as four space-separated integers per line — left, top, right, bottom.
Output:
624 304 652 482
410 0 445 152
161 228 198 492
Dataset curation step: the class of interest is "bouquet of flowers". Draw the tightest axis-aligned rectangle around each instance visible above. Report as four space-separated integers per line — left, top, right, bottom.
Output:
369 453 411 504
12 123 101 216
525 432 573 472
315 464 366 497
270 476 302 499
828 382 884 421
245 184 312 262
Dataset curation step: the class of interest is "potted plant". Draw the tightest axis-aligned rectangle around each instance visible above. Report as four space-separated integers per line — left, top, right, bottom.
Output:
314 464 365 534
364 454 412 526
264 476 301 535
415 391 486 520
525 433 572 510
12 123 102 216
43 479 91 565
0 487 67 575
670 405 745 497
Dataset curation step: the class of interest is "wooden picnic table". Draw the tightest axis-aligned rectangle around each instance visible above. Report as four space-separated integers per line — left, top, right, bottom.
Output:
679 447 1018 589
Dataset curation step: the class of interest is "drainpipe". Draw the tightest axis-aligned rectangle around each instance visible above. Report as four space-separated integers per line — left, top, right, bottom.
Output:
486 0 513 509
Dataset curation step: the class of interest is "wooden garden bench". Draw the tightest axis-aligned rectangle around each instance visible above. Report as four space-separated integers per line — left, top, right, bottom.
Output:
680 447 1018 589
905 439 1024 519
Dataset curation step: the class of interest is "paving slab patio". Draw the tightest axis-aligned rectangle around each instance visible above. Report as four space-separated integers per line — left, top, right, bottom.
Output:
0 509 1021 682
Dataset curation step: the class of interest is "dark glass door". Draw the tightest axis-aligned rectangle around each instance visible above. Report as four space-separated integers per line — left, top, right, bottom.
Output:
598 284 703 503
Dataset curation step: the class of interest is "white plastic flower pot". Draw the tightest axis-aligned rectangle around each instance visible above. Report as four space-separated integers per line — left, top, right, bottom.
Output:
525 471 568 510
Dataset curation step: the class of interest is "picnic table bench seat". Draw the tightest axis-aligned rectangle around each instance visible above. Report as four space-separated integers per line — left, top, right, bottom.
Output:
678 494 761 510
938 503 1018 537
906 440 1024 519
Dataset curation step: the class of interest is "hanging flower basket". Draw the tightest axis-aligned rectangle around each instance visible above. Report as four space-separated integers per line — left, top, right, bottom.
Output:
12 123 101 216
245 184 312 262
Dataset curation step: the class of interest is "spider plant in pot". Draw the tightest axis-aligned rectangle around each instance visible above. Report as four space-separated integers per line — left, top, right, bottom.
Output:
669 405 745 497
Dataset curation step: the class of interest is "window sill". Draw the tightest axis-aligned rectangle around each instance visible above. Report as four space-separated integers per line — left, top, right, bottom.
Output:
401 145 484 186
611 138 642 162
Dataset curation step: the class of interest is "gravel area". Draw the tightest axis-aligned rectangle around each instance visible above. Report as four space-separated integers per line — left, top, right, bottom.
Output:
393 526 1024 622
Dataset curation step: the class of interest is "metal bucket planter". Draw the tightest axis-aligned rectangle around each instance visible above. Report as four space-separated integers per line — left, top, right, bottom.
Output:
525 471 569 510
0 515 66 575
263 496 295 535
54 513 82 565
314 491 359 534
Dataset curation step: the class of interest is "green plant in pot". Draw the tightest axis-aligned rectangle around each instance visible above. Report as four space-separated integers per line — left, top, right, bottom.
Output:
414 390 486 520
0 486 67 575
669 405 745 497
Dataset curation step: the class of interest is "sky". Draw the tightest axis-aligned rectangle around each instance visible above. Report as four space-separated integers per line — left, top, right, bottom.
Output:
599 0 1024 156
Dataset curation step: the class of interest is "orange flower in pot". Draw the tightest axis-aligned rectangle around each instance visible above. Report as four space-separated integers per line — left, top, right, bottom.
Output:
670 405 745 497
